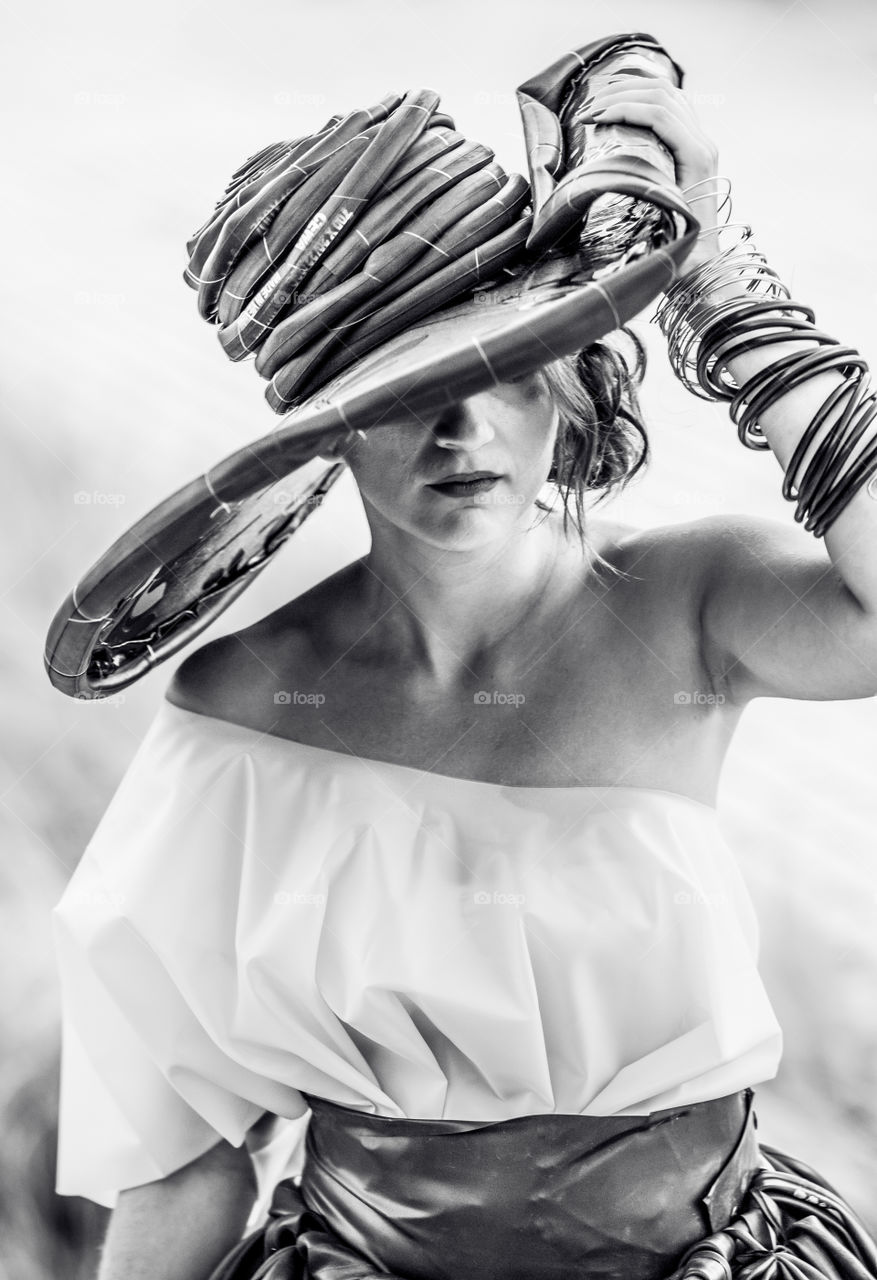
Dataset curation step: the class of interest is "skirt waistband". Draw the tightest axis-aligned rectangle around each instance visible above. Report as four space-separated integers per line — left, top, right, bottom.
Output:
289 1088 760 1280
211 1093 877 1280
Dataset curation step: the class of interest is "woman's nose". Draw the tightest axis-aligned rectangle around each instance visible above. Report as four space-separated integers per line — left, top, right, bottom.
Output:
431 394 497 449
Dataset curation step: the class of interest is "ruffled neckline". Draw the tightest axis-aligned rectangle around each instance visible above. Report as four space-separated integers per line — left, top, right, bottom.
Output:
161 698 719 815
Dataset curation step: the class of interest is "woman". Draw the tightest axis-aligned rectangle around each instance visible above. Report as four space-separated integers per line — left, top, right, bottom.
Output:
53 56 877 1280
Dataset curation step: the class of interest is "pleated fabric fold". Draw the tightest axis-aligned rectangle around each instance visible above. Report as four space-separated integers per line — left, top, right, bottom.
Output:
53 698 783 1209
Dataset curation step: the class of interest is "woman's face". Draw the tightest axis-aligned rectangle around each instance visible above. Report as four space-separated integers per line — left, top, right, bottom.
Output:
326 371 561 551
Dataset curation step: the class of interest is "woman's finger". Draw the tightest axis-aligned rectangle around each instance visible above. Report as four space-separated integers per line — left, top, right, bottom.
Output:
586 78 709 140
588 74 689 103
586 97 700 147
586 82 697 126
583 98 719 189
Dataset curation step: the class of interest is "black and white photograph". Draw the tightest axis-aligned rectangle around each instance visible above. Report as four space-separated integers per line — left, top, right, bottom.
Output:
5 1 877 1277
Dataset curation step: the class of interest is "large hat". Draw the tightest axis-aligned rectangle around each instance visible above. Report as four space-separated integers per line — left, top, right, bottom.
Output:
45 31 698 699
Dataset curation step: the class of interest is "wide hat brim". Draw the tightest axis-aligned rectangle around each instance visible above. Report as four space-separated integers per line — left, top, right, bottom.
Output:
44 31 700 699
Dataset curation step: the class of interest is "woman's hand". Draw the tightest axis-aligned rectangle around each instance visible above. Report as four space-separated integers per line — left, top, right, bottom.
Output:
583 74 723 275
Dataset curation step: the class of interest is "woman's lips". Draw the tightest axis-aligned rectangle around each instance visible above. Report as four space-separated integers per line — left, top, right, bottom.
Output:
428 477 501 497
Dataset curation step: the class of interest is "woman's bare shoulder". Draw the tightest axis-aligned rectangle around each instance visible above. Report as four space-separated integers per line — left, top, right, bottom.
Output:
578 516 643 578
164 630 256 722
589 517 641 551
604 516 731 614
609 517 713 569
164 562 361 722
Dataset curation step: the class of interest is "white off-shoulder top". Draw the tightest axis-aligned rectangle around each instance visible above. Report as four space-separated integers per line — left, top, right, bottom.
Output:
52 698 783 1209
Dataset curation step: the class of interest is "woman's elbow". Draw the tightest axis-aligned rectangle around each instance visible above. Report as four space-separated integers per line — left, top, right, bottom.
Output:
97 1138 258 1280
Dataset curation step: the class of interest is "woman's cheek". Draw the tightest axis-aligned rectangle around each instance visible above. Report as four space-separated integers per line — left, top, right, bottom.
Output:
350 434 421 502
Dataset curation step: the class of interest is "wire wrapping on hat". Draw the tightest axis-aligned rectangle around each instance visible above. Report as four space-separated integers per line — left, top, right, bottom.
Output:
182 36 697 423
652 178 877 538
45 33 706 699
182 92 535 413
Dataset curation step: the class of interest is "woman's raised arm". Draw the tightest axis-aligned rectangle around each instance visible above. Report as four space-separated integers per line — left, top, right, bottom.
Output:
582 77 877 704
96 1136 257 1280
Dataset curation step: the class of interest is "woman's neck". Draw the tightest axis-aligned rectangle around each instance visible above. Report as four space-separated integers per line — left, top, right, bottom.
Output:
348 515 566 686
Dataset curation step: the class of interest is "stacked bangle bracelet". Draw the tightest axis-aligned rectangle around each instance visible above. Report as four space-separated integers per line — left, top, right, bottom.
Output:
652 178 877 538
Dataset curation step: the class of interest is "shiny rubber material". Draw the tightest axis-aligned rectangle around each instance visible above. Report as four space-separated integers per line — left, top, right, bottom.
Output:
208 1089 761 1280
296 1089 759 1280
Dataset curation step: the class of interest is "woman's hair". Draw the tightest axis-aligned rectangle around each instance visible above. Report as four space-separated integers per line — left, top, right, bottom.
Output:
535 323 649 581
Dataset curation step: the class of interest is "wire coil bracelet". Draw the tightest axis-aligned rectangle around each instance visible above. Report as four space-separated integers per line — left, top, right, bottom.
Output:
651 177 877 538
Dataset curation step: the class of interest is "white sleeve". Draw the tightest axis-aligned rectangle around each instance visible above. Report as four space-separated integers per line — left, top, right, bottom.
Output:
52 853 268 1209
51 704 309 1209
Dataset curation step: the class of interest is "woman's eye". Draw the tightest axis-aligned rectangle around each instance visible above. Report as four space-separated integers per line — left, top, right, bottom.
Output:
503 371 546 396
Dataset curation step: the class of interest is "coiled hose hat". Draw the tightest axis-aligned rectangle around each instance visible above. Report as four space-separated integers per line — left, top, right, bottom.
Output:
45 31 698 699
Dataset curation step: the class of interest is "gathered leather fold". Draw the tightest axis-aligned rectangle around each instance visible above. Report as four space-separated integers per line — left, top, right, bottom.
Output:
208 1090 757 1280
516 32 691 258
207 1089 877 1280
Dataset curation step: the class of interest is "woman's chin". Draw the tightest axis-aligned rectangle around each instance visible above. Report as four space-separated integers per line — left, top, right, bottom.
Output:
361 485 540 551
414 503 526 550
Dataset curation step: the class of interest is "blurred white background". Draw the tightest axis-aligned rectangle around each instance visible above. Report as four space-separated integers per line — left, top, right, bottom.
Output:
2 0 876 1273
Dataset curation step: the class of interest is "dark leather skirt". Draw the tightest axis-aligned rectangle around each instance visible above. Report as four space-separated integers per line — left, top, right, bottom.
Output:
208 1088 877 1280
